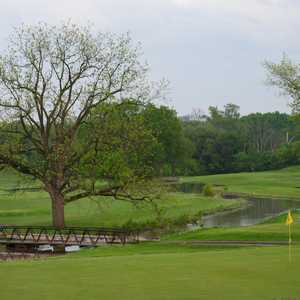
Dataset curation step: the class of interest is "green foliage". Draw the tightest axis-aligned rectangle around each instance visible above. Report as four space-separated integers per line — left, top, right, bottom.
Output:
141 104 189 176
183 107 244 175
2 91 300 186
77 101 194 183
203 184 215 197
78 100 159 186
275 141 300 167
234 151 276 172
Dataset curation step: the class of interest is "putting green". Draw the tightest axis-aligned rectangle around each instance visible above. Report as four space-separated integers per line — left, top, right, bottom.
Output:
1 245 300 300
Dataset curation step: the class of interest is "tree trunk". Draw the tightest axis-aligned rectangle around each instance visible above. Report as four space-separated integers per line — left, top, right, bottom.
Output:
48 187 65 229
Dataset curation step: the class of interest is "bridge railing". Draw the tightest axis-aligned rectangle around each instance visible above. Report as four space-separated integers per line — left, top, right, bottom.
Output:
0 225 140 246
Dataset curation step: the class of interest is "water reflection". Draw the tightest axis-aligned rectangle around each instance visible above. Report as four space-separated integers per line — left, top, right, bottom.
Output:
203 198 300 228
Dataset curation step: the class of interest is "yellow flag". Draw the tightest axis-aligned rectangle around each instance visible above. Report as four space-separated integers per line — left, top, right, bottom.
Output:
286 210 294 225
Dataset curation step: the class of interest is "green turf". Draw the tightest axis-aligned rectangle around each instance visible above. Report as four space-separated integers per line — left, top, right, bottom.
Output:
182 165 300 199
0 170 241 228
1 244 300 300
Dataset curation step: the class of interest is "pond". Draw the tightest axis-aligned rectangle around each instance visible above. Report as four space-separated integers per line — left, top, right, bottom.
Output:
176 182 300 228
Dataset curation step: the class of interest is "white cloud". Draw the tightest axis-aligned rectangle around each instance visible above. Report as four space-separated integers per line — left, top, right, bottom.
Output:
171 0 300 33
2 0 299 43
0 0 298 114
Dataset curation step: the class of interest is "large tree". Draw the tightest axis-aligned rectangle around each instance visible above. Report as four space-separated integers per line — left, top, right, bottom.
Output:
0 23 161 228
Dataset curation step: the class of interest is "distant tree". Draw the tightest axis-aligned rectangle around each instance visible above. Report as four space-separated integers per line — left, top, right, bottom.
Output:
183 120 242 175
241 112 293 153
208 103 241 132
275 141 300 167
224 103 240 119
180 108 207 122
0 23 163 228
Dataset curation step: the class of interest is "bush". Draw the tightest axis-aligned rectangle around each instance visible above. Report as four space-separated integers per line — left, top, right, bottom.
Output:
203 184 215 197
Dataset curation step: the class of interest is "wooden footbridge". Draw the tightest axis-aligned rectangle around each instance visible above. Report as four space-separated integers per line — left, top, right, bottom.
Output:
0 225 140 252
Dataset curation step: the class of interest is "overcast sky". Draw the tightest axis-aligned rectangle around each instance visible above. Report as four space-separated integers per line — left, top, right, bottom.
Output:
1 0 300 115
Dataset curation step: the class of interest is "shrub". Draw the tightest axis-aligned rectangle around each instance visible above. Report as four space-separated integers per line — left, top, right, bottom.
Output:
203 184 215 197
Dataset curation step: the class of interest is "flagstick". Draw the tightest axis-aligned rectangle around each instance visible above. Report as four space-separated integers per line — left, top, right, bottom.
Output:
286 210 293 263
289 223 292 263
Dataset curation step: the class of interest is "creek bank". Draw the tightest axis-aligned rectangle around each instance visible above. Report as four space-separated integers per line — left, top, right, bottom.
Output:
222 191 300 202
173 181 300 229
0 252 62 261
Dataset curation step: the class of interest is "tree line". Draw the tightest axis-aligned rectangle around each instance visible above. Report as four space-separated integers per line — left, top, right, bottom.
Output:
6 97 295 179
69 101 300 178
180 104 300 175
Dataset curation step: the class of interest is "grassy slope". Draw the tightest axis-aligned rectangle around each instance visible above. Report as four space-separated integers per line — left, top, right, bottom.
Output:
0 170 240 227
1 244 300 300
182 165 300 199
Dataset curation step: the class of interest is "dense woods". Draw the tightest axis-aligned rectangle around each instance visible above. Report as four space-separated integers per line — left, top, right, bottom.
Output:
180 105 300 175
76 101 298 178
6 100 296 178
107 102 300 177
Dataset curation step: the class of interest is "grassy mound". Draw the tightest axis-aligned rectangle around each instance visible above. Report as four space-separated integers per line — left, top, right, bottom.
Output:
182 165 300 199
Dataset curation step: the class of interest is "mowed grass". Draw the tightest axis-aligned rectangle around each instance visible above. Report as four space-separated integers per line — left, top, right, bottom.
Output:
1 244 300 300
182 165 300 199
0 170 241 228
